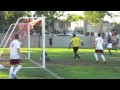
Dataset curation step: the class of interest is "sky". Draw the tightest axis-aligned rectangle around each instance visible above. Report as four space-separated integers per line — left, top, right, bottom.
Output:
64 11 120 23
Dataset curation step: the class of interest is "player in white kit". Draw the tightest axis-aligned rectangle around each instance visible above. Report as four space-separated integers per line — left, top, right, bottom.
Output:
94 33 106 64
9 34 22 79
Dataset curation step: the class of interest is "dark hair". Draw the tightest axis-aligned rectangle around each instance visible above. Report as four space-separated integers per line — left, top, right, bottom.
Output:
73 34 76 37
15 34 19 39
98 33 101 37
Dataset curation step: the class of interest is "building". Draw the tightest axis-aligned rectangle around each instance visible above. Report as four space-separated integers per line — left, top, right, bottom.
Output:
52 19 113 35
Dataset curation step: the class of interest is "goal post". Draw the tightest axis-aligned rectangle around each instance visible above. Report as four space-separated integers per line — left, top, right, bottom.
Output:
0 23 15 48
0 16 46 68
41 16 45 68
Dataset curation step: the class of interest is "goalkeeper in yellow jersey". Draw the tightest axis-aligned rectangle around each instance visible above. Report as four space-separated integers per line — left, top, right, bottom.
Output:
69 34 84 60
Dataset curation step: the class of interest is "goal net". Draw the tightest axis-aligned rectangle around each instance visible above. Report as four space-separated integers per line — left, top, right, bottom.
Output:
0 17 46 69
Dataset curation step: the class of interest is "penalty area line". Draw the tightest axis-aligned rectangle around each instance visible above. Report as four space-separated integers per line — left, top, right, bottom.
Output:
29 59 63 79
22 54 63 79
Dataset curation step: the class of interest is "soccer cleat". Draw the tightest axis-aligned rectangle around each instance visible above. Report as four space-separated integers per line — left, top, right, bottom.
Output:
46 57 50 61
95 60 99 64
11 74 17 79
74 56 76 59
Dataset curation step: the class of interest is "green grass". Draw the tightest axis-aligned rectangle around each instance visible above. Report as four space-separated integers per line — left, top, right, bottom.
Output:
0 48 120 79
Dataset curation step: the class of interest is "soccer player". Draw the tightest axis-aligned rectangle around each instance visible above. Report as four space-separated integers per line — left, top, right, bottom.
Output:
69 34 84 60
9 34 22 79
116 34 119 45
94 33 106 64
107 34 117 55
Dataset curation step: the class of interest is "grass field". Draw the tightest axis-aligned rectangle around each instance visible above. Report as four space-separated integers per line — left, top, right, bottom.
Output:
0 48 120 79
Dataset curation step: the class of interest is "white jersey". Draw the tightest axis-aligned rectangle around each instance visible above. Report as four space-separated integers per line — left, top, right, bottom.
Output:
108 32 112 36
9 39 20 59
105 32 108 37
116 35 119 39
95 37 103 50
94 32 98 37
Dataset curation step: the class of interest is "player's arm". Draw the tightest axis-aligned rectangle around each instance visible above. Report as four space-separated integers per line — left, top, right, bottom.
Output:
69 38 73 49
17 42 22 60
95 40 97 47
69 41 72 49
81 42 84 46
80 38 84 46
17 48 22 60
81 40 84 46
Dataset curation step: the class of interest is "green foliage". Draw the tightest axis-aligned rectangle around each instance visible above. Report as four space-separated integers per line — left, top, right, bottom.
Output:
0 11 28 30
111 23 120 32
66 14 83 22
83 11 112 25
35 11 65 22
35 11 65 32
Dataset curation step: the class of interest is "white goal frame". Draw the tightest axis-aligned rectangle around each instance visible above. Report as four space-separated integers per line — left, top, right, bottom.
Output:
0 16 46 68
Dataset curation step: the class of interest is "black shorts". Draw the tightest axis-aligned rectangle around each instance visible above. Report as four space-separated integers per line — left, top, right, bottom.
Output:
73 47 79 53
95 50 104 54
10 59 22 65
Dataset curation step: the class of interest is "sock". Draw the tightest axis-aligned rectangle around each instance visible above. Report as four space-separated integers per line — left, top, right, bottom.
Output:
13 65 22 76
94 53 98 61
101 54 106 62
76 54 80 58
74 55 76 59
108 50 112 54
9 66 15 79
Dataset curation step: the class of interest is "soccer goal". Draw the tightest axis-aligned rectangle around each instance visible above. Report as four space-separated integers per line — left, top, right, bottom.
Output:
0 16 46 69
0 23 15 48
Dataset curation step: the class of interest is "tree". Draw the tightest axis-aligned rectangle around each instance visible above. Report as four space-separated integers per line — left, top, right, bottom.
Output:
34 11 65 47
111 23 120 33
66 14 83 22
83 11 113 33
35 11 65 34
0 11 28 32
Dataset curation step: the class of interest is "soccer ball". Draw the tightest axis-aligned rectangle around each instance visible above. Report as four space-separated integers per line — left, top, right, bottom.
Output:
0 64 4 69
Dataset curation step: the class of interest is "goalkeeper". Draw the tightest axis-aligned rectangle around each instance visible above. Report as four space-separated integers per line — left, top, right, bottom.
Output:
69 34 84 60
40 50 50 61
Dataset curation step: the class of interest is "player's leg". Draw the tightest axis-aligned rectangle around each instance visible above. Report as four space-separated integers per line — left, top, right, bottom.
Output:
73 47 80 59
112 43 117 51
75 47 81 59
108 48 112 55
73 47 76 59
9 59 16 79
45 52 50 61
107 43 112 55
9 65 15 79
12 59 22 79
94 50 99 63
100 50 106 64
13 64 22 78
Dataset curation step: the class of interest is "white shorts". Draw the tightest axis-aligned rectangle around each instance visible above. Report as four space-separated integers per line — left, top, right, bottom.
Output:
107 43 112 48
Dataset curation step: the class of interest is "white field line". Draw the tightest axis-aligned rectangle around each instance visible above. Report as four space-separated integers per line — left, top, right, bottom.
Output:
22 54 63 79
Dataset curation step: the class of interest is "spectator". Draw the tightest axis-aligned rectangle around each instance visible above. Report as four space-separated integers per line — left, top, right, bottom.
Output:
116 34 119 45
49 36 53 46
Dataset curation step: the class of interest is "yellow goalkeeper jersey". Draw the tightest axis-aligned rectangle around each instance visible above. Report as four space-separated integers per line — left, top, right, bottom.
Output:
70 37 82 47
